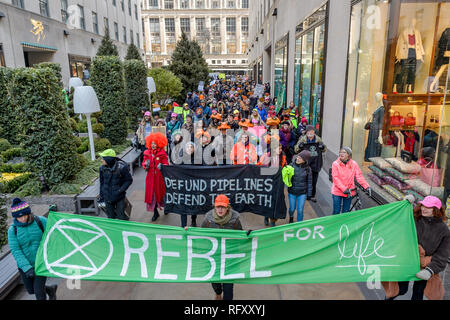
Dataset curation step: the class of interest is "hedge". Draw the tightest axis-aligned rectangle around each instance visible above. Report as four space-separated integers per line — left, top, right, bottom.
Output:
1 147 23 162
90 56 128 145
123 59 149 130
5 67 85 187
0 138 11 153
0 68 20 144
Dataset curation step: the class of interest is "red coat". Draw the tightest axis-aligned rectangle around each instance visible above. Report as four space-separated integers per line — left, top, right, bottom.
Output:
142 148 169 204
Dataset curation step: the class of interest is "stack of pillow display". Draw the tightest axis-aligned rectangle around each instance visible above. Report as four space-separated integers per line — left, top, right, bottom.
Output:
368 157 444 203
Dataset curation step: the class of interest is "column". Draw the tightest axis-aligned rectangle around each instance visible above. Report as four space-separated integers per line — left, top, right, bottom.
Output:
236 14 241 54
160 16 167 55
221 15 226 55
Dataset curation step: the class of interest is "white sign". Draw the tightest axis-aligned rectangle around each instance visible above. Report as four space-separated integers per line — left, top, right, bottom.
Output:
147 77 156 94
198 81 204 92
254 84 265 98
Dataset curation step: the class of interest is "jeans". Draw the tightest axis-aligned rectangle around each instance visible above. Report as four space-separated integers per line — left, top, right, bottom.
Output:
105 198 129 220
180 215 197 227
19 268 47 300
332 194 352 214
288 193 307 222
211 283 234 300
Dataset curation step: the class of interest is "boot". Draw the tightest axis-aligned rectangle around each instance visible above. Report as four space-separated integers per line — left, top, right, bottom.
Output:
45 284 57 300
289 216 293 223
191 216 197 227
151 210 160 222
264 217 269 226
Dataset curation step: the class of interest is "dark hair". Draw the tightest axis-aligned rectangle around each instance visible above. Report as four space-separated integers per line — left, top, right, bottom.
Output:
413 203 447 222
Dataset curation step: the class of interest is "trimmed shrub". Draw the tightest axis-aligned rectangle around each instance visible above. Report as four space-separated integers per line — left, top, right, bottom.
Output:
5 67 83 187
125 44 142 60
0 68 20 144
94 138 111 152
0 138 12 153
123 59 149 130
0 172 31 193
96 33 119 56
90 56 128 145
1 147 23 162
92 123 105 135
0 163 27 173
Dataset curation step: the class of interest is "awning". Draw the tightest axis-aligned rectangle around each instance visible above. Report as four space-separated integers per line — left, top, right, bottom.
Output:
21 42 57 52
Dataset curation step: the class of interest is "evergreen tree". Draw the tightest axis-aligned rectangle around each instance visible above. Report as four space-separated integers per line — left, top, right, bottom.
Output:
125 44 142 61
124 59 149 130
96 33 119 57
168 32 210 99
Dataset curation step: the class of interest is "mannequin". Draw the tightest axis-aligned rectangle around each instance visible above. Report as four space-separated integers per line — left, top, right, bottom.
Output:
364 92 385 161
430 51 449 93
393 18 425 94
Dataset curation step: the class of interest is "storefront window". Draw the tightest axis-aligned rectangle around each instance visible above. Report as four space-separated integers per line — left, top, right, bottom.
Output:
274 35 288 110
293 4 327 133
343 0 449 204
0 44 5 67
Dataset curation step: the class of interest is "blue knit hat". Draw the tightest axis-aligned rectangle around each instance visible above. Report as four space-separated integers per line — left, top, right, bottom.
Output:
10 198 31 218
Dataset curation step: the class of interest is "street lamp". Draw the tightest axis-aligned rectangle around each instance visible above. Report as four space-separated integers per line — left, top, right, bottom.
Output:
73 86 101 161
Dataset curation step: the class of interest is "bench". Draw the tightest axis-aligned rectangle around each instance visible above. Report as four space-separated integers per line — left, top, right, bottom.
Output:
75 147 141 216
0 251 20 300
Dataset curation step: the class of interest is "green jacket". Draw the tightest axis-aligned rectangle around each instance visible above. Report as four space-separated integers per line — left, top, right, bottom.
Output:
8 216 47 272
282 165 295 187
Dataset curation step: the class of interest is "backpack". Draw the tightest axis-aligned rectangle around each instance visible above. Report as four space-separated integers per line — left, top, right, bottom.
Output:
14 215 44 236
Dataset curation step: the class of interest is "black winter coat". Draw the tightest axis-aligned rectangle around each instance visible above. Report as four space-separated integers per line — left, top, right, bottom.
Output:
288 162 313 197
99 159 133 203
415 216 450 274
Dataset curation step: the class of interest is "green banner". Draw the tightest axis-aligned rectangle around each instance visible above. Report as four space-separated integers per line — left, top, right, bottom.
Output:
35 201 420 284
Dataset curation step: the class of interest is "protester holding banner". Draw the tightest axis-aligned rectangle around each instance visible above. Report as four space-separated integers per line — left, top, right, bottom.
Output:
279 121 297 164
136 111 154 151
8 199 57 300
294 125 327 202
383 196 450 300
201 194 243 300
181 114 194 138
143 132 169 222
331 147 370 214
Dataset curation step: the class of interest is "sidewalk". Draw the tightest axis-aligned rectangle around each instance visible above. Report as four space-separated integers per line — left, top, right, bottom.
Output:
6 166 448 300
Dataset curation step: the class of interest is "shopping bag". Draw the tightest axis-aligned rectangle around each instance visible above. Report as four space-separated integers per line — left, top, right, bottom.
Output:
420 161 441 187
404 113 416 126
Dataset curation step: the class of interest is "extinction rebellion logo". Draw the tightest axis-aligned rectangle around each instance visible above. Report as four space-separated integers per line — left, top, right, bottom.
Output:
43 218 113 280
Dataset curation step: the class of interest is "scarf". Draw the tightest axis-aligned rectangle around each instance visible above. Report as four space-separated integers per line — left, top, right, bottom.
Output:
213 208 232 225
14 214 34 227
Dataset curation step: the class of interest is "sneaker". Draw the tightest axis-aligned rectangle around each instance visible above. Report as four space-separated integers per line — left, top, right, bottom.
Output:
310 197 317 203
45 284 57 300
270 220 276 227
289 217 293 223
151 211 160 222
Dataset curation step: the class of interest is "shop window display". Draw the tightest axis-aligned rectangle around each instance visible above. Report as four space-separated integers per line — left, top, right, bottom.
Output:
274 35 288 110
343 0 449 207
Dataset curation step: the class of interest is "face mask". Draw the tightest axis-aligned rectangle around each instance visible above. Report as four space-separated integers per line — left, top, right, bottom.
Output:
307 133 314 139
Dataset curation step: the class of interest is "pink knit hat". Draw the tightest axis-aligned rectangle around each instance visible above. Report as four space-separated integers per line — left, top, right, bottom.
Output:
419 196 442 209
144 111 151 116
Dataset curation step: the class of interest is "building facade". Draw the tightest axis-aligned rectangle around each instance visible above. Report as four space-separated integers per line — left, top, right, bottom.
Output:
0 0 143 86
248 0 449 210
141 0 249 75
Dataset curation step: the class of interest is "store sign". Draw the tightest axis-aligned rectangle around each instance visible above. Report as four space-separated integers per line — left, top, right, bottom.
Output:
30 19 45 42
35 201 420 284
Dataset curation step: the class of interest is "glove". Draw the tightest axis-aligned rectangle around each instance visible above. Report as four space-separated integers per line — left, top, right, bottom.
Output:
366 187 372 197
416 267 433 280
318 142 325 150
25 268 35 279
157 163 162 170
343 189 352 196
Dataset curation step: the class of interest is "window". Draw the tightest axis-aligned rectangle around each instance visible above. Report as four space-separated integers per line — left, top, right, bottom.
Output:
242 0 249 9
232 60 236 64
128 0 132 15
135 4 138 19
12 0 24 9
211 18 220 37
227 0 235 9
130 30 134 44
149 18 160 34
241 39 248 53
226 17 236 36
195 18 206 34
148 0 158 8
123 26 127 43
165 0 174 9
227 41 236 54
114 22 119 40
196 0 205 9
211 0 220 9
78 5 85 30
61 0 68 23
104 17 110 35
180 0 189 9
211 60 215 64
136 32 140 48
39 0 49 17
92 12 99 34
227 60 231 64
165 18 175 34
180 18 190 34
121 0 125 11
241 59 247 64
113 0 116 6
241 17 248 34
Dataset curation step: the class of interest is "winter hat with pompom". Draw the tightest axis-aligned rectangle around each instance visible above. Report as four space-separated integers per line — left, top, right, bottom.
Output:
11 198 31 218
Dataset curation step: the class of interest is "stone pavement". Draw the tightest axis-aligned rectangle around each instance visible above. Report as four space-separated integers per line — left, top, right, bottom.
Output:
6 166 449 300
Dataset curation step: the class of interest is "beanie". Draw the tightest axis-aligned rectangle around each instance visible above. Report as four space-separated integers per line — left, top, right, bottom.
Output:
298 150 311 164
342 147 352 157
11 198 31 218
305 125 315 133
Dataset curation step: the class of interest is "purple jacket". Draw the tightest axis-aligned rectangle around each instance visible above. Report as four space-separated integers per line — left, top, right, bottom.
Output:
280 129 296 149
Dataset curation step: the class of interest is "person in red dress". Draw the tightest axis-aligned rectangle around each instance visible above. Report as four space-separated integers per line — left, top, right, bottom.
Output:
142 132 169 222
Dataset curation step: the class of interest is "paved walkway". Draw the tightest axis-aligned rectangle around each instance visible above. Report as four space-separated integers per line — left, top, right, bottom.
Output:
7 166 448 300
